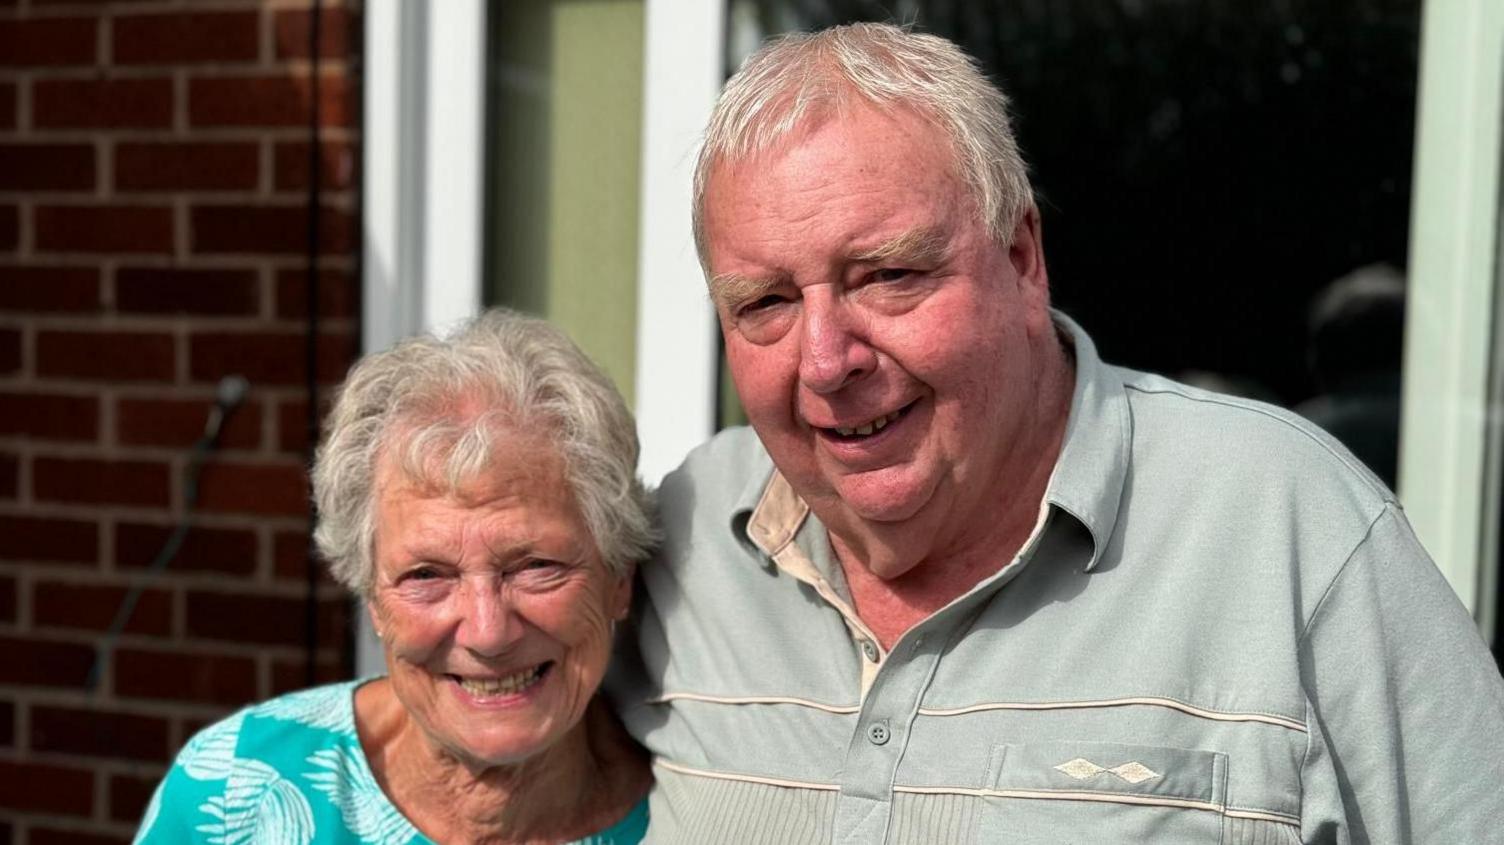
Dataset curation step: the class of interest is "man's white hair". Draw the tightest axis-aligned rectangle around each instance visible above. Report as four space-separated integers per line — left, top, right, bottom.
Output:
692 22 1034 263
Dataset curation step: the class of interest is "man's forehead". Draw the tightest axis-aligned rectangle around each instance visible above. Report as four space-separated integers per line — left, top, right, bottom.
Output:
710 97 952 184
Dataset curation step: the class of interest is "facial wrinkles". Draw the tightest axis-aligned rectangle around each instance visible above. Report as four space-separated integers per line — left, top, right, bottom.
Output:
711 103 1064 573
551 576 615 732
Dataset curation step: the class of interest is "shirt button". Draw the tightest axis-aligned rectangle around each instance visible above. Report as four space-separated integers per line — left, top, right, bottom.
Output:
867 720 890 745
860 640 879 661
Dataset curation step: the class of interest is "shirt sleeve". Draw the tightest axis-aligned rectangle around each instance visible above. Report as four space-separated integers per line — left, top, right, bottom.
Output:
1297 503 1504 843
132 755 217 845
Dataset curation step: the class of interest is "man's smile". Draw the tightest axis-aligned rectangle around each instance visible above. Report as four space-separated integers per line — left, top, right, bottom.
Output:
815 399 919 443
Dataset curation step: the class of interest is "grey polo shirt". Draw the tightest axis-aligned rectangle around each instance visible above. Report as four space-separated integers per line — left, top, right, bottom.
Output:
608 316 1504 844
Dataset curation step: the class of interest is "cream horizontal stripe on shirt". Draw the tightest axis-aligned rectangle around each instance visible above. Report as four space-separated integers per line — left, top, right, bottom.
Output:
917 697 1307 732
649 691 1306 732
647 693 861 714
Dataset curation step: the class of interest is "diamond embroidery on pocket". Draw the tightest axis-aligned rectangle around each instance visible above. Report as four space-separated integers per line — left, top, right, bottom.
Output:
1053 758 1107 779
1107 762 1161 784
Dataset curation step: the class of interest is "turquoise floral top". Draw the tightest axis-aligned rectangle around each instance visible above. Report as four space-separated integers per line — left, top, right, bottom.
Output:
134 680 648 844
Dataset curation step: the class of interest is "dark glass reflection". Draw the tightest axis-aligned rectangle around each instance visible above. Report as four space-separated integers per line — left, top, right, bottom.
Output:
728 0 1420 489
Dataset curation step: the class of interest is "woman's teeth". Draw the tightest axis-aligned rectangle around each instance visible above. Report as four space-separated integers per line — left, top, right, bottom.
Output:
456 665 545 697
835 408 903 437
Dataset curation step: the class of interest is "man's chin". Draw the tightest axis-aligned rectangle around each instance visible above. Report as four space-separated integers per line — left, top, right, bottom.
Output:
830 472 935 525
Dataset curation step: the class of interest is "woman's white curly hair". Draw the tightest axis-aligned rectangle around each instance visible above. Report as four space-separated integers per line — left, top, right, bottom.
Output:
312 309 656 597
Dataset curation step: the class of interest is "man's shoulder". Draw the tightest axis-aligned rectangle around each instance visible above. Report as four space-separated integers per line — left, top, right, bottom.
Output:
1112 366 1393 506
657 425 774 525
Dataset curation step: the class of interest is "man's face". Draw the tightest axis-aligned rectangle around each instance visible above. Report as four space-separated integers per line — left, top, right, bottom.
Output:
702 103 1056 578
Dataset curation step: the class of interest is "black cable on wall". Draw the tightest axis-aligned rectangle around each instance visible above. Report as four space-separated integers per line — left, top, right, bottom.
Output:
303 0 325 688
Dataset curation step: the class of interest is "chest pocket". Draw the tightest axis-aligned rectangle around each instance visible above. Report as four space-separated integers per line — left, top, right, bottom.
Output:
977 741 1227 844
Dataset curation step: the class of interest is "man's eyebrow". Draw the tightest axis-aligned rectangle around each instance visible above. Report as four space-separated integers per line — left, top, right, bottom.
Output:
708 272 781 310
851 227 951 265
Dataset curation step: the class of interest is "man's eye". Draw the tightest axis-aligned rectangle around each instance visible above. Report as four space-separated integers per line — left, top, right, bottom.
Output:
739 294 787 315
872 267 912 283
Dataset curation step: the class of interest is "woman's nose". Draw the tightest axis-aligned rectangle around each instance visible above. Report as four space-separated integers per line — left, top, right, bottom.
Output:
453 580 526 658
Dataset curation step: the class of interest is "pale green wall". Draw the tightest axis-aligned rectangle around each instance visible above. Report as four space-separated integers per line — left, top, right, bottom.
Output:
488 0 644 404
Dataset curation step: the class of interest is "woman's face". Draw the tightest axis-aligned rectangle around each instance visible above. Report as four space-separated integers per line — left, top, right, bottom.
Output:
369 430 629 771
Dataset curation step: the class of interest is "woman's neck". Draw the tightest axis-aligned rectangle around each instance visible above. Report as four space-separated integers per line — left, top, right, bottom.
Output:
357 681 649 844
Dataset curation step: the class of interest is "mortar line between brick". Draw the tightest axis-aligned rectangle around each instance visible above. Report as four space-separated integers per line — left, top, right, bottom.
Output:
1 126 358 141
17 197 32 259
258 0 272 67
172 195 188 260
95 137 110 200
172 68 186 135
16 70 30 133
93 767 109 823
98 10 111 69
16 560 33 629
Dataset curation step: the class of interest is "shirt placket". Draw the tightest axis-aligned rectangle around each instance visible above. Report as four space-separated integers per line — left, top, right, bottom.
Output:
748 470 1060 844
832 616 948 845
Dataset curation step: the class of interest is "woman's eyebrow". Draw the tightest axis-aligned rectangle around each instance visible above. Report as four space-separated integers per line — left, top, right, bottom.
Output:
850 226 950 265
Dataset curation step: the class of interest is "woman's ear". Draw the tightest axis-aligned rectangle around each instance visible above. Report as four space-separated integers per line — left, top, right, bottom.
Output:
367 597 385 639
610 563 635 621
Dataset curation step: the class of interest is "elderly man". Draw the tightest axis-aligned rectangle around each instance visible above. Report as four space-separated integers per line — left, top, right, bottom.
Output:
611 23 1504 844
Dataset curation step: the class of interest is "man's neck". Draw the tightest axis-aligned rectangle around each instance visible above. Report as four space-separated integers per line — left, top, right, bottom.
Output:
829 342 1075 650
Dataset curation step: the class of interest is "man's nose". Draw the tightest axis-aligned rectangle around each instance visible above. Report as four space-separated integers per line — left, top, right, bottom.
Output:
799 300 877 394
453 579 525 657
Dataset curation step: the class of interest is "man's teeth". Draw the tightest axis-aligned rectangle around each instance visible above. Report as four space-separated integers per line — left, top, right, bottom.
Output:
457 666 544 697
835 409 903 437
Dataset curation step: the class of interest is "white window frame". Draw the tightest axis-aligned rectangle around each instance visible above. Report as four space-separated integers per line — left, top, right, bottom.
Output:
633 0 727 483
1398 0 1503 633
358 0 487 675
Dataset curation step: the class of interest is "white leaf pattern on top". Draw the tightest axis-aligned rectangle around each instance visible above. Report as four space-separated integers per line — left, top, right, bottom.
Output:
195 757 315 845
304 746 416 845
181 713 246 781
258 685 356 734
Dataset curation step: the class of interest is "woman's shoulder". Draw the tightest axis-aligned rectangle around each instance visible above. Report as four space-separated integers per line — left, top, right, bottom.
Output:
135 678 425 845
240 679 364 738
174 679 363 770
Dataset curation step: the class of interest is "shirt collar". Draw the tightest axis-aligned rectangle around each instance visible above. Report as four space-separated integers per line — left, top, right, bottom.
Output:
1044 311 1130 571
738 310 1131 573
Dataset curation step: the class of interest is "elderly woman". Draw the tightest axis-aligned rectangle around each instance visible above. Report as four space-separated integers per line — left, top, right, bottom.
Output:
136 310 656 844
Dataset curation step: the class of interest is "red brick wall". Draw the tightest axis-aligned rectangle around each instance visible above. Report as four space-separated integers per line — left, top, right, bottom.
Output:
0 1 360 841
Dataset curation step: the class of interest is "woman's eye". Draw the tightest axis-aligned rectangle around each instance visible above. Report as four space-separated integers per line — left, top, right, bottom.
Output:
513 559 570 589
402 566 441 582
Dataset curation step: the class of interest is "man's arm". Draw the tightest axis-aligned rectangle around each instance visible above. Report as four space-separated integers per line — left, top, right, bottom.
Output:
1298 503 1504 842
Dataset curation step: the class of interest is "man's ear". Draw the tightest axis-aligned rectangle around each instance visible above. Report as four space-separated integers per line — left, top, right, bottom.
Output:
1007 207 1048 294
